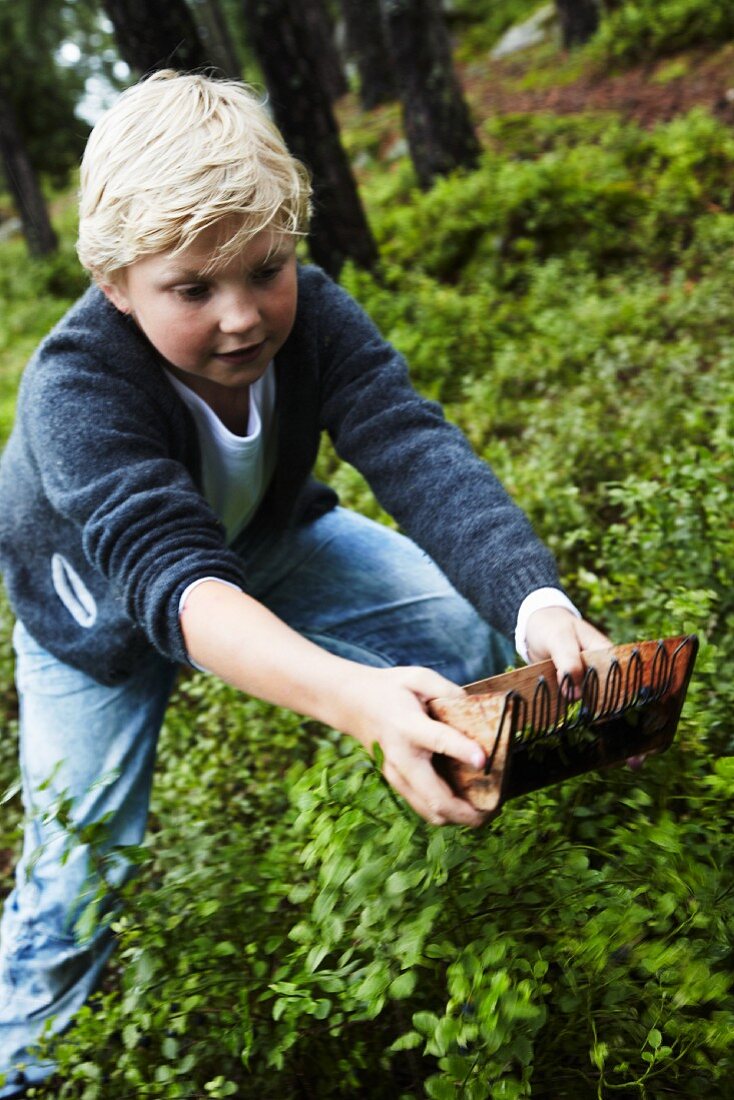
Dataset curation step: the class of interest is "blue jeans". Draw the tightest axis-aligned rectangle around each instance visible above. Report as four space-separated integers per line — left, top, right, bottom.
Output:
0 508 513 1094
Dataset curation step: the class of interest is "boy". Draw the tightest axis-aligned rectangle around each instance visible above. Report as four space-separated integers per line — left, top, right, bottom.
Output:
0 71 606 1096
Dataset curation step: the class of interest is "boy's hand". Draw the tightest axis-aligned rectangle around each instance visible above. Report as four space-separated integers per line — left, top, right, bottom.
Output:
333 665 488 828
525 606 611 690
526 607 647 770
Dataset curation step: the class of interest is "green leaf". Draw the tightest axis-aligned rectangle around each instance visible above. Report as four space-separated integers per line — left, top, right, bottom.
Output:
389 970 417 1000
122 1024 139 1050
162 1036 178 1060
425 1072 457 1100
0 781 20 806
389 1030 423 1052
647 1028 662 1050
413 1010 441 1037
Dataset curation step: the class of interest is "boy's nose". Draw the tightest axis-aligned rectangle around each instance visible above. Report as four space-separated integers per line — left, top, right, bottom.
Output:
219 290 260 334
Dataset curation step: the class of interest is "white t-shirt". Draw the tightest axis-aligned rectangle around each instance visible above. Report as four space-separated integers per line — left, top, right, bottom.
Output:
165 364 276 544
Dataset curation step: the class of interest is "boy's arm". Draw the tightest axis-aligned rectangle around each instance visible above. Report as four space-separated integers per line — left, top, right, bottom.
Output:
180 580 489 826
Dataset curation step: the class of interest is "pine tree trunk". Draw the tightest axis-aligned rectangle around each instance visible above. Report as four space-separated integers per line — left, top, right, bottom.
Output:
341 0 396 109
102 0 210 73
302 0 348 103
381 0 480 190
555 0 599 48
244 0 378 277
0 91 57 257
189 0 242 77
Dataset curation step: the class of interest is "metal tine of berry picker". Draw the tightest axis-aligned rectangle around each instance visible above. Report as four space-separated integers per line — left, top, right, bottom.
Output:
481 693 517 777
649 639 671 699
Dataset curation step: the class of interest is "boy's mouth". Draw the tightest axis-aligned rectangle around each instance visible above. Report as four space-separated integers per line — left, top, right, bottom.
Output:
214 341 266 365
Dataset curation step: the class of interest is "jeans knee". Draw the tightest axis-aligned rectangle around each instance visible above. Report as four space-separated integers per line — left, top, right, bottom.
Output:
424 597 515 685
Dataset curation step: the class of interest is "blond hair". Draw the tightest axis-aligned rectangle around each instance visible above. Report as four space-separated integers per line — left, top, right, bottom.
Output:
77 70 311 283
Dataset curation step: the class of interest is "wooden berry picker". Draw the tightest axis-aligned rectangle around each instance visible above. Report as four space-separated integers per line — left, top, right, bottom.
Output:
429 635 698 817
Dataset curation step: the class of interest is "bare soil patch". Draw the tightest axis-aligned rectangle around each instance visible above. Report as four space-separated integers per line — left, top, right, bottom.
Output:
463 43 734 129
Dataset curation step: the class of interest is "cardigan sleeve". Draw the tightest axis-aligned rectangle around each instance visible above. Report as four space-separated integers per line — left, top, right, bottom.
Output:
23 341 247 665
311 269 564 640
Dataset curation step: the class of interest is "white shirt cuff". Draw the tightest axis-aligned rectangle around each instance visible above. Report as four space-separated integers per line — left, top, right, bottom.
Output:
514 587 581 664
178 576 242 616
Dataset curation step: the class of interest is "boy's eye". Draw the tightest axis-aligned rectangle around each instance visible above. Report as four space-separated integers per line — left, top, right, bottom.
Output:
253 264 283 283
175 284 209 301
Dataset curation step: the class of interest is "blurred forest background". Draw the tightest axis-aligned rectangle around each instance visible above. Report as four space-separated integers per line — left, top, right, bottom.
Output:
0 1 733 1097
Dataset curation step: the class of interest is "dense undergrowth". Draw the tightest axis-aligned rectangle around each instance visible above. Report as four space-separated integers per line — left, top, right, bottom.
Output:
1 28 733 1100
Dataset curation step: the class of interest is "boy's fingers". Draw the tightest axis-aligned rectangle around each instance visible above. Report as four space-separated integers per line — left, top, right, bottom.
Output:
548 620 611 690
546 624 588 688
399 665 465 702
526 608 612 690
386 757 486 827
422 715 485 771
553 651 584 691
577 620 613 650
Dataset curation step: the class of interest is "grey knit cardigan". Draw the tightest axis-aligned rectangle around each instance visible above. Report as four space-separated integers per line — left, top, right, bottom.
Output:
0 264 561 685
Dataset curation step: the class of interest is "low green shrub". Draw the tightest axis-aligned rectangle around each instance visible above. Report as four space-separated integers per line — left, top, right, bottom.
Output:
595 0 734 65
31 701 733 1098
362 110 734 288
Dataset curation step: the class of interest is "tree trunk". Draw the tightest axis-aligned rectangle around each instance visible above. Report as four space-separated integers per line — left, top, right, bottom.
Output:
341 0 396 109
381 0 480 190
243 0 378 277
302 0 348 103
101 0 210 74
0 91 57 257
189 0 243 77
555 0 600 48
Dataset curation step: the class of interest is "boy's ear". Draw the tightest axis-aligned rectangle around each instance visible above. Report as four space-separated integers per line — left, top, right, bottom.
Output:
100 280 131 315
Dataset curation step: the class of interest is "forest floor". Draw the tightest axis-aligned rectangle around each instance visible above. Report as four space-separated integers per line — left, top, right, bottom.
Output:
463 41 734 130
338 38 734 179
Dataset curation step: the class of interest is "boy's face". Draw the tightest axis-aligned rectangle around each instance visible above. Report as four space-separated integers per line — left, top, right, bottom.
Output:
103 227 298 393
